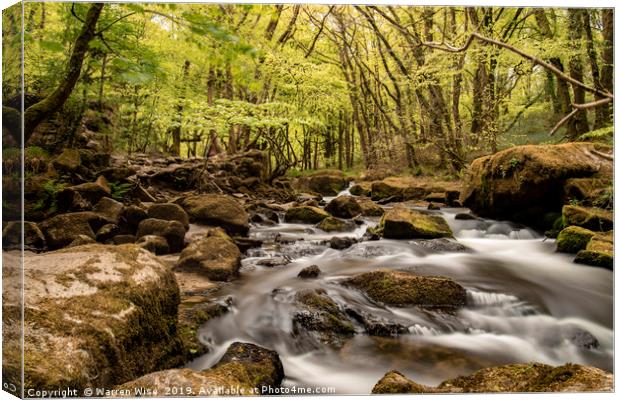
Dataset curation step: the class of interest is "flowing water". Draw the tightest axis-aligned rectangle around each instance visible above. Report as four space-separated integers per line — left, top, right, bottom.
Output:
185 191 613 394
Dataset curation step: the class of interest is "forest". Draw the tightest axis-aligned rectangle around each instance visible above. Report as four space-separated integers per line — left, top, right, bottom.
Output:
3 3 613 176
1 2 615 397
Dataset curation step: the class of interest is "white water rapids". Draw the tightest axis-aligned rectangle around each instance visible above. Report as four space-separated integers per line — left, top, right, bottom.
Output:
183 196 612 394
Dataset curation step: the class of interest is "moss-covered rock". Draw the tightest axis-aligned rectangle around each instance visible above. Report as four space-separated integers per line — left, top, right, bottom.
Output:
325 195 363 218
93 197 124 224
57 176 112 206
460 142 612 227
316 216 356 232
556 226 596 253
298 265 321 279
115 342 284 396
371 180 405 201
175 235 241 281
293 288 355 345
285 205 330 224
2 221 46 251
563 177 612 205
12 244 183 393
344 269 466 308
562 205 613 231
357 197 384 216
137 235 170 255
372 363 612 393
574 231 613 270
39 211 111 249
147 203 190 230
349 182 371 196
378 206 453 239
301 171 348 196
52 148 81 173
137 218 186 253
179 194 249 236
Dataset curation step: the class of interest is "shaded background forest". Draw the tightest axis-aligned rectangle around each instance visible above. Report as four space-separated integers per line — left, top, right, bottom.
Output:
2 3 614 179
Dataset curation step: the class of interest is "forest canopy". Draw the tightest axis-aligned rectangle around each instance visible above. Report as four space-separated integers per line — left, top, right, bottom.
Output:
3 3 614 177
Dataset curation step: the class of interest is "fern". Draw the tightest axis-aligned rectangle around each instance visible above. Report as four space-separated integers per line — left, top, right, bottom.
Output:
108 182 134 201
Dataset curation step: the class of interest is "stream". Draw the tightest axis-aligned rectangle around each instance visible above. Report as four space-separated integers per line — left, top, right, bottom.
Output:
184 188 613 394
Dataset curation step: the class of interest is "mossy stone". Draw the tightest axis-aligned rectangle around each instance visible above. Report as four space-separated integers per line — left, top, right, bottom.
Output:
284 205 330 224
380 207 453 239
556 226 596 253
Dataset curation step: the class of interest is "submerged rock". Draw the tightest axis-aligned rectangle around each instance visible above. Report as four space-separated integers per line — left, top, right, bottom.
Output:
372 363 613 393
176 235 241 281
415 238 472 253
455 212 478 220
10 244 183 392
345 308 408 337
330 236 358 250
292 288 355 346
556 226 596 253
115 342 284 395
344 269 466 308
298 265 321 279
460 143 612 227
179 194 249 236
285 205 330 224
378 207 453 239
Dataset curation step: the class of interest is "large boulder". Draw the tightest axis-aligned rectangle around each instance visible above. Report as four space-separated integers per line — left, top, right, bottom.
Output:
344 269 466 308
51 148 80 173
460 143 612 227
372 363 613 393
93 197 124 223
349 182 372 196
179 194 249 236
115 342 284 395
147 203 190 230
325 195 363 218
316 217 356 232
39 211 111 249
556 226 596 253
285 206 330 224
357 197 384 216
136 218 186 253
57 176 112 206
562 205 613 231
377 207 452 239
301 171 347 196
4 245 183 393
175 235 241 281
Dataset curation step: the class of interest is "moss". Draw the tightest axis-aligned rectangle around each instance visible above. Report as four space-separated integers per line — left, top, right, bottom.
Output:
562 205 613 231
372 371 439 394
284 205 330 224
349 183 371 196
556 226 596 253
345 269 466 308
316 217 353 232
294 289 355 340
575 250 613 270
380 207 453 239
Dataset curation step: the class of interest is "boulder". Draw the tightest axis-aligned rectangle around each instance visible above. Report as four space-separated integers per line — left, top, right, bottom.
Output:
147 203 190 230
316 217 356 232
68 234 97 247
179 194 249 236
137 235 170 255
455 212 478 220
563 177 611 205
51 148 80 173
556 226 596 253
460 143 612 227
292 289 355 345
100 166 137 182
298 265 321 279
113 234 136 245
120 205 148 233
93 197 124 223
357 197 384 216
371 180 405 201
372 363 613 393
175 235 241 281
344 269 466 307
562 205 613 231
7 244 183 392
378 207 453 239
136 218 186 253
415 238 472 253
285 206 330 224
115 342 284 395
575 231 613 270
345 308 408 337
302 172 347 196
95 223 120 242
39 212 111 249
349 183 371 197
57 176 112 206
2 221 46 250
330 236 358 250
325 195 363 218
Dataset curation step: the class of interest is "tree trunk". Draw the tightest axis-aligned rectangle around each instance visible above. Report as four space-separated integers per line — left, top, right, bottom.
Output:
264 5 283 41
567 9 589 136
16 3 104 144
582 10 605 128
599 9 613 125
